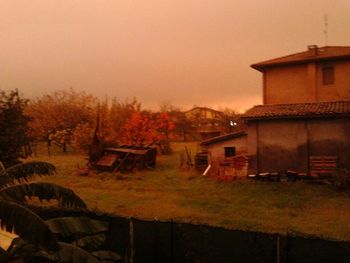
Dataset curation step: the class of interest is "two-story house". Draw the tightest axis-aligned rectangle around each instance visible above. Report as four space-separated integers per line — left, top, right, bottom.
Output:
185 107 225 140
243 45 350 176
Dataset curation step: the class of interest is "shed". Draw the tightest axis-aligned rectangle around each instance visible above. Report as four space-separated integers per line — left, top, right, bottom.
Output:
243 100 350 177
95 145 157 172
196 131 248 177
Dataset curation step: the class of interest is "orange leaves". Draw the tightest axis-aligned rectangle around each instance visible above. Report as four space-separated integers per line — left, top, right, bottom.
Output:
122 111 175 148
122 112 157 146
26 89 98 151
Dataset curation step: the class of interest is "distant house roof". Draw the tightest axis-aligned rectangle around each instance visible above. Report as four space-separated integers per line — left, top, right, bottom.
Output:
200 131 247 146
243 100 350 120
251 46 350 71
185 107 224 115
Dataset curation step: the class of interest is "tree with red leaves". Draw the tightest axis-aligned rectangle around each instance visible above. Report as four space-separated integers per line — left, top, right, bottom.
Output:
122 111 174 154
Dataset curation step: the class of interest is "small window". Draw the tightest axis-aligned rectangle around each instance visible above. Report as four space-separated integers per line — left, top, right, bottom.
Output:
224 147 236 157
322 66 334 85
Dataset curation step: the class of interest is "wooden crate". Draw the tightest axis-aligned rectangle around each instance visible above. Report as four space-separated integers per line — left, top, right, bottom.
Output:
310 156 338 177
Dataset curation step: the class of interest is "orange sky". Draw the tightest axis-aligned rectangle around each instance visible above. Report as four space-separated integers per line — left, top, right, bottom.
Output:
0 0 349 112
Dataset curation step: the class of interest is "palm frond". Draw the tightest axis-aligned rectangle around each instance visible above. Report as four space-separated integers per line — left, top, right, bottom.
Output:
0 174 11 189
57 242 99 263
5 161 56 183
0 161 5 174
46 217 108 238
0 182 87 209
0 200 59 251
75 233 106 251
8 238 100 263
91 250 122 262
0 161 11 189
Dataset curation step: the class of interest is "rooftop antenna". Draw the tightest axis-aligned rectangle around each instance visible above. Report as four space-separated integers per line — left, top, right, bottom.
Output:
323 14 328 46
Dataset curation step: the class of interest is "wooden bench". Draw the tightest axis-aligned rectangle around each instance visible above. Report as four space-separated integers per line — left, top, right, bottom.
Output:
310 156 338 178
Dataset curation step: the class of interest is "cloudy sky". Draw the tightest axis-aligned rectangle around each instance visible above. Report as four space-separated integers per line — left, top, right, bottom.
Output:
0 0 349 111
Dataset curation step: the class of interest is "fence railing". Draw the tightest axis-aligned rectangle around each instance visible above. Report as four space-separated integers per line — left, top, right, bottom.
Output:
33 207 350 263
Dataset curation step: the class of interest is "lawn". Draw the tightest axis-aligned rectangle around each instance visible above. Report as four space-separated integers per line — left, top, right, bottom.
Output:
29 142 350 242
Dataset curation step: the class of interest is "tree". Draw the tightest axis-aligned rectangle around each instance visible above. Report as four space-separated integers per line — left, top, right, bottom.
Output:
221 108 245 133
122 111 174 153
71 98 141 155
0 90 32 167
155 112 175 154
122 111 158 147
27 89 97 153
172 112 195 142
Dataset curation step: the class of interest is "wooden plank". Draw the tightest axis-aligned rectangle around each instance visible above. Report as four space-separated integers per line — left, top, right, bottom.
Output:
113 152 130 172
310 155 338 176
96 154 119 167
105 147 148 155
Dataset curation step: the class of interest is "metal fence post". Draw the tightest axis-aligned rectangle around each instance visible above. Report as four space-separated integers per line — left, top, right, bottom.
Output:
129 217 135 263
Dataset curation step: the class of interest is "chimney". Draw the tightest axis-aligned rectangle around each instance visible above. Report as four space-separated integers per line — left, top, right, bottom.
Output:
307 45 318 56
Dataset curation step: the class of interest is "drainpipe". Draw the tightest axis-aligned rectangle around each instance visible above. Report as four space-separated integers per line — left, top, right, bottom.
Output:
257 121 260 175
306 120 310 175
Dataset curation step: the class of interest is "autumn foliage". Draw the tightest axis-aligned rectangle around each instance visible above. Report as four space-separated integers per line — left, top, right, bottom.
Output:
26 89 97 153
121 111 174 153
24 89 239 157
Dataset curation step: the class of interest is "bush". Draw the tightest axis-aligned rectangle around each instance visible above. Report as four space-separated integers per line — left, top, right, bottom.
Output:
0 90 31 166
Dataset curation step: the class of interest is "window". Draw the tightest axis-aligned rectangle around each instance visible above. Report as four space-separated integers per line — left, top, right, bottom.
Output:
322 66 334 85
224 147 236 157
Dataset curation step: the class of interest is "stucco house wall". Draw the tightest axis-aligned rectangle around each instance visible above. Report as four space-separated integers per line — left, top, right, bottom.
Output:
264 60 350 104
247 117 350 175
264 64 313 104
316 60 350 101
307 118 350 169
254 46 350 105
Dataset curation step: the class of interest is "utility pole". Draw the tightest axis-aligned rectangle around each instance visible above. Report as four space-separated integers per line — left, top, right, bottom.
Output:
323 14 328 46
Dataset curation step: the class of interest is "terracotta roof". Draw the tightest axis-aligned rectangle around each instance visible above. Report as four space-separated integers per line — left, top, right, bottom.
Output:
185 106 224 115
200 131 247 146
251 46 350 71
243 101 350 120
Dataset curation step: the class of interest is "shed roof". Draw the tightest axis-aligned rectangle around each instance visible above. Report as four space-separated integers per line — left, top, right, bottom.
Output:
243 100 350 120
251 46 350 71
200 131 247 146
104 147 149 155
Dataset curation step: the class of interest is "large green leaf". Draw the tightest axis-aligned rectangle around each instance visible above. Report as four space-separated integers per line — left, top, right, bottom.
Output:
0 161 11 188
0 162 5 174
46 217 109 238
76 233 107 251
8 238 100 263
0 182 87 209
5 161 56 183
91 250 122 262
57 242 100 263
0 200 59 251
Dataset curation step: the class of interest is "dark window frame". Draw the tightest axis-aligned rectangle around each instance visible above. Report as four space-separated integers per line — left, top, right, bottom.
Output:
322 66 334 85
224 147 236 157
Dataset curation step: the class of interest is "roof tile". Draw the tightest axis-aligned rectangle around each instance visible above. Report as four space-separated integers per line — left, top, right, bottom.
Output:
252 46 350 71
243 101 350 120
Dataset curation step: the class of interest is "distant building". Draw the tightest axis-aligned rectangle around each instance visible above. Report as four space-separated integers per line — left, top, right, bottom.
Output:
185 107 225 140
251 45 350 104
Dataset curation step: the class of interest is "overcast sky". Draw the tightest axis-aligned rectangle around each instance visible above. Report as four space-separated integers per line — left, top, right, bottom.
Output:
0 0 349 112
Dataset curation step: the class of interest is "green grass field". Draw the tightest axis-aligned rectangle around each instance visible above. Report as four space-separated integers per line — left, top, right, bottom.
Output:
29 142 350 241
